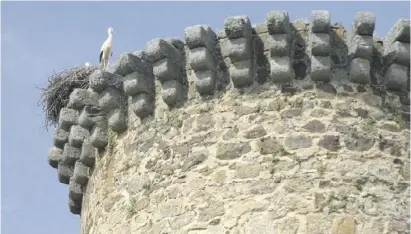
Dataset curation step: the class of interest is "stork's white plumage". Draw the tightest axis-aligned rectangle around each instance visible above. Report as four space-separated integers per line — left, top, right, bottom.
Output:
99 27 115 69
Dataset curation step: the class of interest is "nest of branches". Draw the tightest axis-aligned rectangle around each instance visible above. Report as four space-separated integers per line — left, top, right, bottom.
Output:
38 65 98 130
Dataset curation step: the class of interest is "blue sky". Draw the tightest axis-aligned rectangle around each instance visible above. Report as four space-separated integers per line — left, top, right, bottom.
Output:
1 1 409 234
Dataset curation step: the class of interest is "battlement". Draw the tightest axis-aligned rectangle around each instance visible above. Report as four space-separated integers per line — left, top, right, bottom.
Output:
46 10 410 232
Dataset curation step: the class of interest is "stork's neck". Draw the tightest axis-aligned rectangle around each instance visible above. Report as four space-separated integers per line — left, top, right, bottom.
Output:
108 34 114 41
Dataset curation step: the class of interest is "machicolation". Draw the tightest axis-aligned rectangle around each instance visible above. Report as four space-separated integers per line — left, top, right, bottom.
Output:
45 10 410 234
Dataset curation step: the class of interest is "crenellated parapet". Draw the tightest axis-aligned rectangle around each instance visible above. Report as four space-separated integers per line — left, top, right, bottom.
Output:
46 10 410 217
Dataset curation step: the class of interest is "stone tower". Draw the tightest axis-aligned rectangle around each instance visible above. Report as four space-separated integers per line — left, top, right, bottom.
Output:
46 10 411 234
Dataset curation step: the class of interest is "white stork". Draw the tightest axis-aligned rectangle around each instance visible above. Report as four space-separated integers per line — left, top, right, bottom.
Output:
99 27 115 69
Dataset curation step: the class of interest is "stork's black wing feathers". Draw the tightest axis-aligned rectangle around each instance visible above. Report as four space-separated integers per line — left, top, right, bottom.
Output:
99 50 103 63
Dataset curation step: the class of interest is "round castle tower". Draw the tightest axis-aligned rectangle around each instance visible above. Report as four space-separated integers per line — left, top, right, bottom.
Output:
47 10 411 234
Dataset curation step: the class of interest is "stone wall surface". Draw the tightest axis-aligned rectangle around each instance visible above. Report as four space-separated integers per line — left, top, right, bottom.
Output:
45 10 411 234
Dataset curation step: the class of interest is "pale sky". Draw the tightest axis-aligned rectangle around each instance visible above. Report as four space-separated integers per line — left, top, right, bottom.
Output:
2 1 410 234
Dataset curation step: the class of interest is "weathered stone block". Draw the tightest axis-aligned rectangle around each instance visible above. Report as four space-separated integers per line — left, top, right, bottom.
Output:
53 128 69 149
161 80 185 106
310 33 331 56
62 143 81 165
73 161 89 186
153 57 182 83
57 162 73 184
68 197 81 215
384 41 410 67
284 134 312 149
353 12 376 36
89 70 122 93
220 37 252 62
266 10 290 34
48 147 62 169
108 109 127 133
216 142 251 160
69 178 83 202
90 121 108 149
131 93 155 119
194 70 216 96
349 35 373 59
69 125 89 148
165 37 185 51
78 105 106 131
145 38 182 63
107 52 146 77
266 34 290 57
350 58 371 84
311 55 332 82
123 71 155 97
67 89 98 110
311 10 330 33
254 23 268 34
384 63 409 91
269 56 294 83
188 47 216 71
80 139 96 167
58 108 79 131
386 19 410 44
184 25 215 51
98 87 124 112
224 15 252 39
229 60 254 88
318 135 340 151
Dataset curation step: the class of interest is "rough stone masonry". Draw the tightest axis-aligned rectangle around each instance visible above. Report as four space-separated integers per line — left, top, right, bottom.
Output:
46 10 411 234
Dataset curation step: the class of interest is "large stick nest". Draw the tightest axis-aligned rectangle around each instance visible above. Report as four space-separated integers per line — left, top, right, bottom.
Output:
38 65 98 131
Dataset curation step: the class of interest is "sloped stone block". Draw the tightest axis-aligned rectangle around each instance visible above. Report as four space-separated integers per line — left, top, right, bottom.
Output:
57 162 73 184
266 10 290 34
386 19 410 43
58 108 79 131
310 33 331 56
69 125 89 148
269 57 294 83
194 70 216 96
384 41 410 67
78 105 106 131
107 52 145 77
48 147 62 169
188 47 216 71
384 63 409 91
353 12 376 36
311 56 332 82
220 37 252 62
80 139 96 167
350 58 371 84
89 70 122 93
266 34 290 57
131 93 155 119
349 35 373 59
62 143 81 165
90 121 108 149
68 197 81 215
229 60 254 88
311 10 330 33
73 161 89 186
67 89 98 110
69 178 83 202
108 109 127 133
53 128 69 149
145 38 182 63
165 38 185 50
153 58 182 83
224 15 252 39
161 80 185 106
184 25 215 51
98 87 124 112
123 71 155 97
